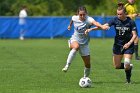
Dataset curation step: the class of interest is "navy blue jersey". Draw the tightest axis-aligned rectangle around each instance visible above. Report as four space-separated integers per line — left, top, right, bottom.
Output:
108 17 137 46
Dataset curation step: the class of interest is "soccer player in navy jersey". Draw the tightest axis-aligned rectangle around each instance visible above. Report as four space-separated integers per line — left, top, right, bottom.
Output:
85 5 137 83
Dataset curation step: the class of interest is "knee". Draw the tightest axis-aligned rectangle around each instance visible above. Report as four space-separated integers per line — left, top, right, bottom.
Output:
113 58 122 69
72 45 79 51
113 62 121 69
124 58 131 70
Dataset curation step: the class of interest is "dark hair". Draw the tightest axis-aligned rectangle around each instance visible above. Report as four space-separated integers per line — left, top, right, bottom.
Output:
21 5 27 9
77 6 87 14
117 2 124 7
117 2 126 13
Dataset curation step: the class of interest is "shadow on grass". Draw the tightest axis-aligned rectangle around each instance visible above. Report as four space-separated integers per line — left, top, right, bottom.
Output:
93 81 140 85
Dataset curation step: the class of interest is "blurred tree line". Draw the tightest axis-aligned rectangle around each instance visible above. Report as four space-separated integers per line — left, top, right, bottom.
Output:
0 0 140 16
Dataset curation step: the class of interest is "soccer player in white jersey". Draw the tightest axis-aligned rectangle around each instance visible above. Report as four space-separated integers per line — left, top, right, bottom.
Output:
62 6 107 77
19 5 28 40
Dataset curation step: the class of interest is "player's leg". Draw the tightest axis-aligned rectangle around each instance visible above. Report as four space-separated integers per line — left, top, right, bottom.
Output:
123 54 133 83
79 45 90 77
20 24 26 40
113 54 123 69
20 30 26 40
62 41 79 72
81 55 90 77
134 36 140 60
113 45 124 69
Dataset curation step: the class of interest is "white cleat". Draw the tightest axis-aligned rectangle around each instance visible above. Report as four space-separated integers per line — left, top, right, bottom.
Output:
130 64 133 67
20 36 24 40
62 67 68 72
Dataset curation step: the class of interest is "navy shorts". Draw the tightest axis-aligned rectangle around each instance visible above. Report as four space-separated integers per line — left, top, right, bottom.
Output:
113 44 134 55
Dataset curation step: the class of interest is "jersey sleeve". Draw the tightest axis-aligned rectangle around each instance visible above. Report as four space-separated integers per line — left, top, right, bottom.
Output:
131 20 137 31
87 16 95 24
107 18 115 27
72 15 77 21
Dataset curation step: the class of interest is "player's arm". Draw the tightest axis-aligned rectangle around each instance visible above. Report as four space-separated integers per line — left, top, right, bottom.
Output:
91 20 108 30
67 20 73 30
126 12 140 19
85 17 112 35
123 20 137 49
129 31 137 44
85 27 99 35
136 13 140 17
128 20 137 45
127 13 138 19
123 30 137 49
85 23 110 35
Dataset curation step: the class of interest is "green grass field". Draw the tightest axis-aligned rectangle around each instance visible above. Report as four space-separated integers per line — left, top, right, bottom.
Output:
0 38 140 93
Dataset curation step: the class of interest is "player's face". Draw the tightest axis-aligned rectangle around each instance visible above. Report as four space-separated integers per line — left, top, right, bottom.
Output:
117 10 126 20
128 0 135 4
78 11 87 21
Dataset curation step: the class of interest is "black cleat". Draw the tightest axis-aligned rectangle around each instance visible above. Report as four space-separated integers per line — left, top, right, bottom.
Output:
126 79 131 84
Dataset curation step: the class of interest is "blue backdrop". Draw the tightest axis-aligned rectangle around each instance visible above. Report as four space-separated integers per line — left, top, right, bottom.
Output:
0 16 140 38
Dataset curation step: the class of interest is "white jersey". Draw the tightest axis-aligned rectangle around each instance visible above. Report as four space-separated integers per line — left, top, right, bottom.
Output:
19 9 27 25
70 15 95 45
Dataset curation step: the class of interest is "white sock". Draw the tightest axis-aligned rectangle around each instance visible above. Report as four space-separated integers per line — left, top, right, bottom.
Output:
84 67 90 77
65 48 77 68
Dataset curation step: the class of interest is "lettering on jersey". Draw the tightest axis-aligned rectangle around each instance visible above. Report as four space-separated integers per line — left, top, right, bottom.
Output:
75 24 87 33
116 27 130 35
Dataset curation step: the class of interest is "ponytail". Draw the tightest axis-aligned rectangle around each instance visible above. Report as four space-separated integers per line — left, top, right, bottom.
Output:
117 2 126 13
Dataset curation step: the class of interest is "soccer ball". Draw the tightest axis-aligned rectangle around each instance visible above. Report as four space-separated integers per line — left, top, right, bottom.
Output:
79 77 92 88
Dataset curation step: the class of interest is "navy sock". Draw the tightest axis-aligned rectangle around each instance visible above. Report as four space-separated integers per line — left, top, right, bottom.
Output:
134 44 139 58
125 67 132 82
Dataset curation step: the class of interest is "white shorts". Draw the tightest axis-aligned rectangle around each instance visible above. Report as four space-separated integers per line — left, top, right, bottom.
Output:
68 40 90 56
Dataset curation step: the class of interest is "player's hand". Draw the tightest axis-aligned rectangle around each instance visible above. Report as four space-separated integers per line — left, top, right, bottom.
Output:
85 29 92 35
132 13 138 17
67 25 71 31
137 13 140 16
123 42 131 49
101 25 109 30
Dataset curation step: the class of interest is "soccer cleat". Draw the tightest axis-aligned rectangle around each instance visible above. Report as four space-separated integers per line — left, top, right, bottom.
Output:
130 64 133 67
126 79 131 84
20 36 24 40
125 78 132 84
62 67 68 72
